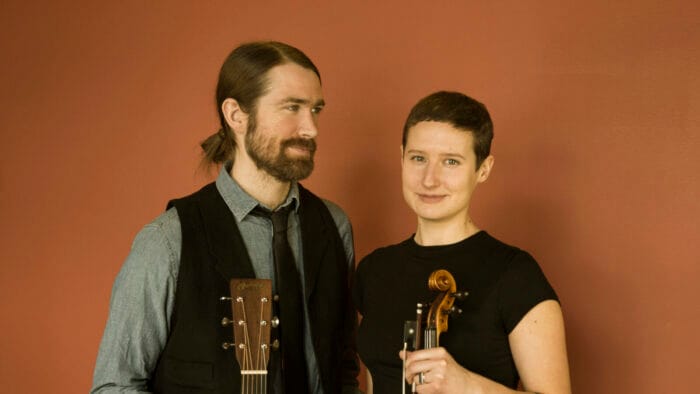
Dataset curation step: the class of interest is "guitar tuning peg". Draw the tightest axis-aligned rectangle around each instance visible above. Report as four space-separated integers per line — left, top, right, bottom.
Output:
271 316 280 328
219 296 233 302
221 317 233 326
221 342 235 350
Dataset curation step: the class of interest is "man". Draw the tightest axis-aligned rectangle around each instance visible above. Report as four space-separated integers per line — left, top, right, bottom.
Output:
91 41 360 394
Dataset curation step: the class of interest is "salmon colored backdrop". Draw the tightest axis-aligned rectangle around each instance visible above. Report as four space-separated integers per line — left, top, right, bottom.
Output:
1 1 698 393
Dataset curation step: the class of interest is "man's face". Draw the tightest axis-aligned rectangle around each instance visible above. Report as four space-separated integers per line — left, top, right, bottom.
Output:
244 63 324 182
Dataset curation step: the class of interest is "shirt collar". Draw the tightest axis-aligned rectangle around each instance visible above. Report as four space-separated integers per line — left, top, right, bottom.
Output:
215 162 300 223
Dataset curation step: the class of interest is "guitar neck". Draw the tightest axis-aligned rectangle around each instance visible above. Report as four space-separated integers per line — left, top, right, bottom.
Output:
240 371 268 393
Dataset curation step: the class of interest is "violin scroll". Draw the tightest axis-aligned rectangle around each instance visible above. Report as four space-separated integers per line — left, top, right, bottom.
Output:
426 269 459 346
402 270 468 393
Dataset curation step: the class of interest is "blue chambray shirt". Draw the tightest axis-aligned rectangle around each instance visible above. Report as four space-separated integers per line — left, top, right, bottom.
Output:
91 165 355 393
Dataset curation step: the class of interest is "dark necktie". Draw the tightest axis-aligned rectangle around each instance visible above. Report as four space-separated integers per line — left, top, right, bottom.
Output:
254 203 309 394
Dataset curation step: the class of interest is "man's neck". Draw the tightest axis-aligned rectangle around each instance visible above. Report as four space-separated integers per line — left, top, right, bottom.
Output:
230 159 291 210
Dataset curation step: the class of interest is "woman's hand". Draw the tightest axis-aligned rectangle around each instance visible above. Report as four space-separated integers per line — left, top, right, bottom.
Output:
399 300 571 394
400 347 479 394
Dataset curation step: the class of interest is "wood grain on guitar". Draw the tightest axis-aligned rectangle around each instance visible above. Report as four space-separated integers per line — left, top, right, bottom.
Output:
222 278 273 394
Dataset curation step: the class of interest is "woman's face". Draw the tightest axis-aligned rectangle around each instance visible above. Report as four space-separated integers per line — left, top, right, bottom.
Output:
401 121 492 225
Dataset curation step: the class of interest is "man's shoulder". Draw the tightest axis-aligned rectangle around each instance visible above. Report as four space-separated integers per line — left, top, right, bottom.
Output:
298 184 351 227
166 182 218 211
319 198 349 223
136 207 182 252
149 206 181 232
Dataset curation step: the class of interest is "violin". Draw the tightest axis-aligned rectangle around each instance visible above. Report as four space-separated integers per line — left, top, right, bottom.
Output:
403 269 468 392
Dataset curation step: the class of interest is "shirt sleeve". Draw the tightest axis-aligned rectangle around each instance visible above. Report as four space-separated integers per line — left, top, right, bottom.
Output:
90 209 181 393
497 251 558 334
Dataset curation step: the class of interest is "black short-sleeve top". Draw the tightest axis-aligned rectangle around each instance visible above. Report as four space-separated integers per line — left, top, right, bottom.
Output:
352 231 558 392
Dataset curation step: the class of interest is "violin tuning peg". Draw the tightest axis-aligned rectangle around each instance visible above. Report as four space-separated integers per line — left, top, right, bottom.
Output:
452 291 469 301
448 306 463 315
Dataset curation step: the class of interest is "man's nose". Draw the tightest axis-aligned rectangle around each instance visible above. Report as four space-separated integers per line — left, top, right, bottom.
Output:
298 110 318 139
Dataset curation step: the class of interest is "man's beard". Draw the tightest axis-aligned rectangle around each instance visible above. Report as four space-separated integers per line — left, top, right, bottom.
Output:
244 119 316 182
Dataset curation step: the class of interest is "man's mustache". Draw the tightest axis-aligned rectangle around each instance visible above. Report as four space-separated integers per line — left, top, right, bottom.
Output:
282 138 317 153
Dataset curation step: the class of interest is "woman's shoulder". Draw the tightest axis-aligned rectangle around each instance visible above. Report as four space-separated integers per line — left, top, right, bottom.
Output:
361 236 414 260
356 236 414 272
477 231 535 264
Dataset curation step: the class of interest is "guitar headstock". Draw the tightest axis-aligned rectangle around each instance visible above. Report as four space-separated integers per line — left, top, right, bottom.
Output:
227 278 273 378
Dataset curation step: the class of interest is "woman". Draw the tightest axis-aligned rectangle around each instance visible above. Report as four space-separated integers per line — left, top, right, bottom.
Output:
352 91 571 393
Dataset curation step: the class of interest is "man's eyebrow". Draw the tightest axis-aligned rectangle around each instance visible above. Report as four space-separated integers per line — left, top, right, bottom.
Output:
280 97 325 107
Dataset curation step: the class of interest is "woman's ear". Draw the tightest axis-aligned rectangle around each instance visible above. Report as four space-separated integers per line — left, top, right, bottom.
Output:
477 155 495 183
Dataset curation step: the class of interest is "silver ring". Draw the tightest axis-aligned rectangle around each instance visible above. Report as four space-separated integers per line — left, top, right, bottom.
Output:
418 372 425 384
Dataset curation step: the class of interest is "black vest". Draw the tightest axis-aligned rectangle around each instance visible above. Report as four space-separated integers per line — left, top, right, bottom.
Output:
150 182 355 393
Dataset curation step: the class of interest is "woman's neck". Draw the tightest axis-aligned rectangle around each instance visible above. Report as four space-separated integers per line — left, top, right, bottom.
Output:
414 217 480 246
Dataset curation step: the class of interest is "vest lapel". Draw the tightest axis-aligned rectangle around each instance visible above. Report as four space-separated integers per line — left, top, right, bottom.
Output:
298 187 330 301
197 184 256 280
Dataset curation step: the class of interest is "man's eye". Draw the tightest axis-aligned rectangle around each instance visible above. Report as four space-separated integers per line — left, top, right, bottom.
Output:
286 105 300 112
410 155 425 162
311 106 324 114
445 158 460 166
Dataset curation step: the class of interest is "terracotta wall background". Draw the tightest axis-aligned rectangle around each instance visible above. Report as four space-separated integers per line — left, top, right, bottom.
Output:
1 1 698 392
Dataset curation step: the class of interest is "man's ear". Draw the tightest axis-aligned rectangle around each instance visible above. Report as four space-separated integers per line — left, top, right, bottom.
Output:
477 155 495 183
221 98 249 137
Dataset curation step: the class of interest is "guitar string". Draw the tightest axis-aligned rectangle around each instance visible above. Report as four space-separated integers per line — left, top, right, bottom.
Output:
257 297 265 392
240 299 253 393
234 288 271 394
257 297 270 392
